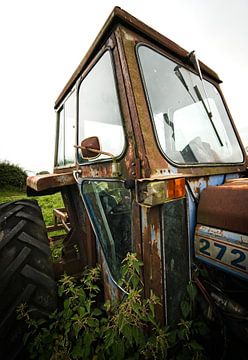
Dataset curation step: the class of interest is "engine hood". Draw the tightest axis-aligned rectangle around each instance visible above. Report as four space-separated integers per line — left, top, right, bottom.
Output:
195 178 248 281
197 178 248 235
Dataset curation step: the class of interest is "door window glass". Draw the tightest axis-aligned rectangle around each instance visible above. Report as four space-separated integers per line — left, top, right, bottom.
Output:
82 180 132 280
78 51 125 162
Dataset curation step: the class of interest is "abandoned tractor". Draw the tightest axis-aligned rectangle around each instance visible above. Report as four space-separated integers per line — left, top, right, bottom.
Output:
0 7 247 359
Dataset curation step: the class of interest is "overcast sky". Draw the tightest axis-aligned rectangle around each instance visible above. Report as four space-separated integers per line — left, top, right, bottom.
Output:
0 0 247 174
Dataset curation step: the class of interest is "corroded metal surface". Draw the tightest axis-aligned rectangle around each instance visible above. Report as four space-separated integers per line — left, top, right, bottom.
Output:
55 7 221 110
115 27 149 178
141 206 164 323
61 185 96 267
197 182 248 234
53 207 70 232
29 7 248 331
52 7 247 179
27 172 75 191
117 25 247 177
120 26 167 177
111 33 137 179
53 258 85 279
47 207 70 235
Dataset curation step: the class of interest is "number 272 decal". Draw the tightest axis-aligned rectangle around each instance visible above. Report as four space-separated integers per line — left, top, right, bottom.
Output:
198 238 247 272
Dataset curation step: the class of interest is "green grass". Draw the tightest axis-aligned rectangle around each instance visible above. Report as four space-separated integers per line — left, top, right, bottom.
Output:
37 194 64 226
0 186 26 202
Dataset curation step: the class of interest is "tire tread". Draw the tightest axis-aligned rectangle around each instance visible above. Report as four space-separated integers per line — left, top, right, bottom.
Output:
0 199 57 359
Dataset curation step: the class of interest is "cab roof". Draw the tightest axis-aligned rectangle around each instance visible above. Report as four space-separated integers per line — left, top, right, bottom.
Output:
55 7 220 110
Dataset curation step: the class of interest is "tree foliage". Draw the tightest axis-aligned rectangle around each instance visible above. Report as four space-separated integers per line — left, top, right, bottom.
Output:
0 161 27 189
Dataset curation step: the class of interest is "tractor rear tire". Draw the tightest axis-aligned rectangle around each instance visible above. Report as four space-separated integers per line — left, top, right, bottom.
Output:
0 199 57 359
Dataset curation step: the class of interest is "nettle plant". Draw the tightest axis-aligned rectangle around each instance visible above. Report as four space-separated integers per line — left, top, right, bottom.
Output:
18 253 208 360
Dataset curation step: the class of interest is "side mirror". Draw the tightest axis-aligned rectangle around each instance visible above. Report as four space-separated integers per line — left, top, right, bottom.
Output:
78 136 101 159
74 136 121 176
75 136 115 160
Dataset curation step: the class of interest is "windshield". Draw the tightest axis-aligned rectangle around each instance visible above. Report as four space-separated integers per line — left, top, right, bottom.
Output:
137 45 243 165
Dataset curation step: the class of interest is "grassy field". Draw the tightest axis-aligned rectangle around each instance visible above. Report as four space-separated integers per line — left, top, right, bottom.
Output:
0 185 64 227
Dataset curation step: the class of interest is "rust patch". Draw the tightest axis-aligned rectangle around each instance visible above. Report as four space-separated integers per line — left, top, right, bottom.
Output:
55 7 221 110
27 172 75 192
121 27 167 177
53 258 85 279
141 206 164 323
197 181 248 234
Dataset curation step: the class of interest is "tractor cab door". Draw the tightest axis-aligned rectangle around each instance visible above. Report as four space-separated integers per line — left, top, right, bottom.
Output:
75 41 137 299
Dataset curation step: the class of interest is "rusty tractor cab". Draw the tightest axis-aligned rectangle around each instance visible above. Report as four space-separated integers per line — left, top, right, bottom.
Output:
2 6 246 357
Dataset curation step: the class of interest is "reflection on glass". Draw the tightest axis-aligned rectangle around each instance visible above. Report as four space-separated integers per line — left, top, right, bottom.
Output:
57 108 65 166
82 181 132 280
56 90 76 167
78 51 125 162
138 45 243 164
64 91 76 165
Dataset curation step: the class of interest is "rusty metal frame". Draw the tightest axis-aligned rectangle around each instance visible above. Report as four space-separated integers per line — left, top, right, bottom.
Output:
54 7 221 110
135 41 247 172
46 208 70 240
27 172 75 193
50 7 247 179
118 25 247 177
75 46 128 169
52 208 70 233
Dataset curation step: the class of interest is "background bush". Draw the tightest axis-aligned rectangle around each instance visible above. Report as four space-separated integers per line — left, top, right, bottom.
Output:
0 161 27 189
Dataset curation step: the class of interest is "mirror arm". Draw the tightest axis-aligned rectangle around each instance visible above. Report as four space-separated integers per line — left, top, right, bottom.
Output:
74 145 115 159
74 144 120 176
